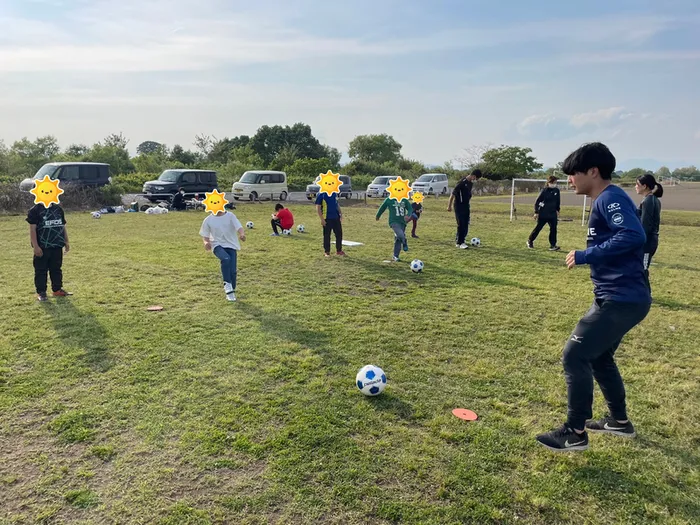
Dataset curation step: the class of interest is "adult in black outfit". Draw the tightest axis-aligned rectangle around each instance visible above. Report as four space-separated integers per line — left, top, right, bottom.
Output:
635 173 663 283
447 169 482 249
527 175 561 251
171 188 187 211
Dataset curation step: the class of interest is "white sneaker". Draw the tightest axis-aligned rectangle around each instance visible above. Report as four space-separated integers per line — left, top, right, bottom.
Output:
459 243 469 249
223 282 233 294
226 291 236 302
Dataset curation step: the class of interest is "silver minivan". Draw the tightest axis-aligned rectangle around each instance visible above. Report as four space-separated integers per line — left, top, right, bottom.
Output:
411 173 449 195
366 176 399 198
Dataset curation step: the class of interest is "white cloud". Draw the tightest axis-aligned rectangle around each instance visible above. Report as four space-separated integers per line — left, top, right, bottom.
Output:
516 107 649 141
0 2 685 73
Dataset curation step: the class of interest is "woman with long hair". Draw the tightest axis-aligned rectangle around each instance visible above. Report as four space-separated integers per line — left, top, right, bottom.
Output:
527 175 561 251
635 173 663 279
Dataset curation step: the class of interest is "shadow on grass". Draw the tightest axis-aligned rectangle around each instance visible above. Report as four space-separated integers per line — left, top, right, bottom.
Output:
365 391 416 421
653 297 700 313
343 256 537 291
41 299 114 373
236 301 348 368
571 464 700 522
654 262 700 273
636 435 700 470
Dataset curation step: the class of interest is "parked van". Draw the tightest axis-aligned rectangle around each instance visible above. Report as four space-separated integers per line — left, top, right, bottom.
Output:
411 173 450 195
142 169 218 202
232 170 288 201
19 162 111 191
365 176 399 198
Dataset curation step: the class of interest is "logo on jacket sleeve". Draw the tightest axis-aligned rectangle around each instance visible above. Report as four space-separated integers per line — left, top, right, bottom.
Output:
607 202 621 212
612 213 624 225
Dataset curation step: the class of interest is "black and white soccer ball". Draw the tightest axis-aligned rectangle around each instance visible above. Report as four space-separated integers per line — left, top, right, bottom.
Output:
470 237 481 247
91 211 101 219
282 229 292 236
246 221 254 229
297 224 305 233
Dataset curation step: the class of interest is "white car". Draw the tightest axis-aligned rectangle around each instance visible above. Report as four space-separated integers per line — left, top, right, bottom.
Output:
411 173 449 195
232 170 288 201
366 176 399 198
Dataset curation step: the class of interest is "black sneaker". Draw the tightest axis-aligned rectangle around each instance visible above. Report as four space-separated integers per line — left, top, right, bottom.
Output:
536 424 588 452
526 241 534 249
585 416 636 438
37 293 48 302
549 246 561 251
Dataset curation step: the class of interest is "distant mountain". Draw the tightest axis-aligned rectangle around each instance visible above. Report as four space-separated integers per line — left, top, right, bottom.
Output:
616 158 697 172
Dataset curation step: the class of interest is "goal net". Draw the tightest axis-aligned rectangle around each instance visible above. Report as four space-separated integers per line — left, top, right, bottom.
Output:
509 178 588 226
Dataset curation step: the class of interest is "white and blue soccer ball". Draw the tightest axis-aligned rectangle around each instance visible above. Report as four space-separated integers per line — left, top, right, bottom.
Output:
282 229 292 236
410 259 424 272
356 365 387 396
470 237 481 247
246 221 254 229
297 224 305 233
91 211 101 219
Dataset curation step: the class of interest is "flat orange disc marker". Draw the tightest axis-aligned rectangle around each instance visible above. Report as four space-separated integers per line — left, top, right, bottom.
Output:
452 408 478 421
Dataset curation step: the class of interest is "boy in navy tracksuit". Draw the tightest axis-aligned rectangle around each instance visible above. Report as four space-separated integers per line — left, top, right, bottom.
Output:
536 142 651 452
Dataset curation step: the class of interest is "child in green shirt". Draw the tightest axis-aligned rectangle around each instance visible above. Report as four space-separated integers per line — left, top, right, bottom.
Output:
376 197 417 262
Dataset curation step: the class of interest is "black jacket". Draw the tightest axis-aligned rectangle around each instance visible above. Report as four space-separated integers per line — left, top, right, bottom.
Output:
638 194 661 245
534 186 560 218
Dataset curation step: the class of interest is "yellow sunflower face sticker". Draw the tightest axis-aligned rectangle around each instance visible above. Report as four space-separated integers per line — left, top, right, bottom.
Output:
386 176 412 201
412 191 424 204
30 175 64 208
203 189 228 214
317 170 342 196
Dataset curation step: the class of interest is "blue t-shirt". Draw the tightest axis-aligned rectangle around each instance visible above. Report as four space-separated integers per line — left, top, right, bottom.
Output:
315 192 340 219
574 185 651 303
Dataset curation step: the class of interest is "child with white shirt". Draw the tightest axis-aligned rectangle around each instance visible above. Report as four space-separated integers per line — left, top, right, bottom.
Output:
199 209 246 301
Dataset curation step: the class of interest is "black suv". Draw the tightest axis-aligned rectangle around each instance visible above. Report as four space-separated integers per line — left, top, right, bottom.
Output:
19 162 111 191
306 174 352 200
143 169 218 202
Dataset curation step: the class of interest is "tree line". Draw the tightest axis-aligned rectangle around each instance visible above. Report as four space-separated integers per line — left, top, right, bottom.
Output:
2 123 699 195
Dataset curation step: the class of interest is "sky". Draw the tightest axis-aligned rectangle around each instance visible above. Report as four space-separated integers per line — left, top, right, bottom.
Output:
1 0 699 170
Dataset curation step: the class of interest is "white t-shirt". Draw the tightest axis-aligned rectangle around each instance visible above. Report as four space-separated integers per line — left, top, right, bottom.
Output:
199 212 243 250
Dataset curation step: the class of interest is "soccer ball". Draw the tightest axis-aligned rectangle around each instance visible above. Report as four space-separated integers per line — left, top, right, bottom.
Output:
410 259 424 272
356 365 387 396
246 221 254 229
471 237 481 247
282 229 291 236
297 224 305 233
91 212 101 219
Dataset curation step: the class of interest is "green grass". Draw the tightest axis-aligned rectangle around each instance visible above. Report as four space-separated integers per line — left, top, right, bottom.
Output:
1 199 699 524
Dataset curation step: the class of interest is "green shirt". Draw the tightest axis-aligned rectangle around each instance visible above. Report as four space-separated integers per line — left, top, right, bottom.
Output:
376 198 413 226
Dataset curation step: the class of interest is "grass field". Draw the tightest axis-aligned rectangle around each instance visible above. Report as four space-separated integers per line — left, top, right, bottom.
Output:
1 198 699 524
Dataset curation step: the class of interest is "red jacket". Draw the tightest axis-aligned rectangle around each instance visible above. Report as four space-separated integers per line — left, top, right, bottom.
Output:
276 208 294 230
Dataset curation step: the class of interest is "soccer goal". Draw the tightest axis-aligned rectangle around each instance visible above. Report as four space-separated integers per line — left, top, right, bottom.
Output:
509 178 588 226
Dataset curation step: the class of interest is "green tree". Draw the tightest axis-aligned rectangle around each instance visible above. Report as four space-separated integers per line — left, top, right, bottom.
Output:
209 136 252 164
283 157 336 191
65 144 91 157
478 145 543 179
137 141 163 155
622 168 647 180
84 134 134 175
655 166 671 180
103 132 129 150
169 145 198 165
672 166 700 181
250 123 326 166
347 134 402 164
270 144 300 171
10 136 61 174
